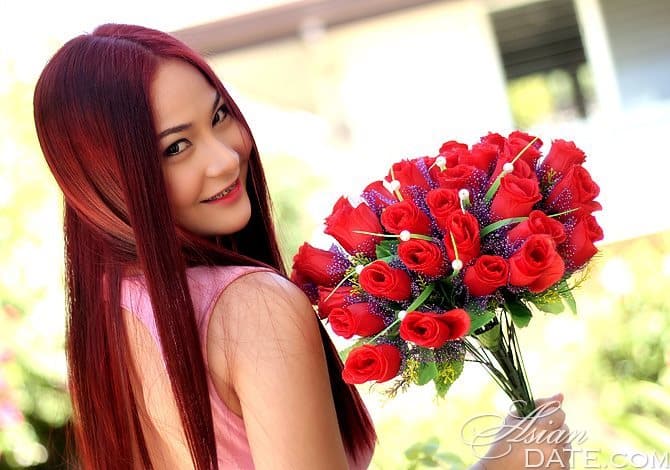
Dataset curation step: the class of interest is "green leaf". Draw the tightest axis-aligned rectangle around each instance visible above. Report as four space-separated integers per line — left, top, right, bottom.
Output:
504 298 533 328
421 437 440 456
417 362 438 385
407 283 435 312
375 239 397 259
532 297 565 314
467 310 496 334
562 291 577 315
419 458 440 467
404 443 422 460
558 281 577 314
434 359 464 398
480 216 528 238
475 323 501 351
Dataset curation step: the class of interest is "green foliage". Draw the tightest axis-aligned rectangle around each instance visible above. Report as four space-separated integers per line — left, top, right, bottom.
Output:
503 298 532 328
581 232 670 456
434 359 464 398
404 437 467 469
262 153 327 268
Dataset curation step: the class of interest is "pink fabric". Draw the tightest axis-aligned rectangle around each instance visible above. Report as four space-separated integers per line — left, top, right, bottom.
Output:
120 265 373 469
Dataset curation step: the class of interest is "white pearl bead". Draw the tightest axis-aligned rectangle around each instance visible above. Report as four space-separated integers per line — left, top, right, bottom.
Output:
503 162 514 173
458 189 470 200
355 265 365 274
398 310 408 320
389 179 401 191
399 230 411 242
451 259 463 271
435 156 446 167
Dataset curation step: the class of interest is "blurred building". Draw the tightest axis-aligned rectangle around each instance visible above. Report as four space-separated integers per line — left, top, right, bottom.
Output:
174 0 670 244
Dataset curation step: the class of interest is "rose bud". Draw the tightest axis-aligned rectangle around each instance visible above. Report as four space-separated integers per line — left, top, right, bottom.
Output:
342 344 402 384
490 157 535 181
317 285 354 319
490 174 542 221
399 309 470 348
444 211 481 264
439 140 469 155
509 234 565 293
324 197 383 257
508 210 566 245
541 139 586 176
362 180 396 210
291 243 348 287
388 159 431 193
434 164 480 192
562 213 603 268
463 255 509 296
426 188 460 229
480 132 507 151
381 200 432 236
359 260 412 302
398 239 446 277
546 166 602 216
506 130 543 167
329 303 385 339
461 142 499 173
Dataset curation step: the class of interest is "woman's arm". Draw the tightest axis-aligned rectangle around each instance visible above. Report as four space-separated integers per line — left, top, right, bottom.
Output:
209 271 349 470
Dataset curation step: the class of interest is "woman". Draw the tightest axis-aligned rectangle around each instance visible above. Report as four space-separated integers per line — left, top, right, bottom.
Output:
33 23 570 469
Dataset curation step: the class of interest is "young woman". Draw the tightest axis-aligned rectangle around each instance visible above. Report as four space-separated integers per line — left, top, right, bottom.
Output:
33 23 570 469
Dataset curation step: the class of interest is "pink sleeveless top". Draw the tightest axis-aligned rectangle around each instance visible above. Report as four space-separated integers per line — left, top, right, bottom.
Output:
120 265 373 469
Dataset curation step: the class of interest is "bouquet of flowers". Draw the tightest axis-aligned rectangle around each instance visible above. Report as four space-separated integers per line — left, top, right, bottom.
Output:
291 131 603 416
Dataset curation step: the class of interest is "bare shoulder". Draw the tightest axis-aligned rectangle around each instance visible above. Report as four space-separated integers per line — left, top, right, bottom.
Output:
209 269 321 355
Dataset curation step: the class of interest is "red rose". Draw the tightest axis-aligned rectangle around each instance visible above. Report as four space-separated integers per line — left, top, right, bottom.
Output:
562 214 603 268
317 285 354 319
359 261 412 301
388 159 431 193
398 239 445 277
363 180 396 210
444 212 481 264
324 197 383 257
434 164 481 192
461 142 499 173
490 157 536 182
481 132 507 151
291 242 347 287
546 166 602 215
463 255 509 296
508 210 566 245
329 303 385 339
399 309 470 348
506 131 543 167
381 200 432 235
426 188 460 228
509 235 565 293
342 344 402 384
439 140 469 155
490 174 542 221
541 139 586 176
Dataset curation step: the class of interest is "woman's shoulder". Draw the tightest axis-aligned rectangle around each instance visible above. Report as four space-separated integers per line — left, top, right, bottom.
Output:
209 266 318 344
212 267 310 315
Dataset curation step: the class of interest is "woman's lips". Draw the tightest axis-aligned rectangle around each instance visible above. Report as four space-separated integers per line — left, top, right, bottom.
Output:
202 179 241 204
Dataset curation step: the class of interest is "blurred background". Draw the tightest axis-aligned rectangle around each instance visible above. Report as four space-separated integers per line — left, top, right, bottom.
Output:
1 0 669 468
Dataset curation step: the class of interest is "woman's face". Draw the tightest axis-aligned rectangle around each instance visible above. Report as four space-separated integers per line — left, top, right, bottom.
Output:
151 59 252 237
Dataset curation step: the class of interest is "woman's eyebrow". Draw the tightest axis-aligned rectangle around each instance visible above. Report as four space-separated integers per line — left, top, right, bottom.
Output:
158 92 222 139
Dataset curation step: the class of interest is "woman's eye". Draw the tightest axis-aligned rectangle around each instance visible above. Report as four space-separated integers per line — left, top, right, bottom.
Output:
164 139 190 157
212 104 229 126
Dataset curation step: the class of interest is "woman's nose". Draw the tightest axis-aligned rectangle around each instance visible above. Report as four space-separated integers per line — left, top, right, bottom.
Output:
203 137 239 178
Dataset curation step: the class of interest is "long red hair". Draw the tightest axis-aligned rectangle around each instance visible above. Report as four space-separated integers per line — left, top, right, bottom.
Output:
33 23 375 469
